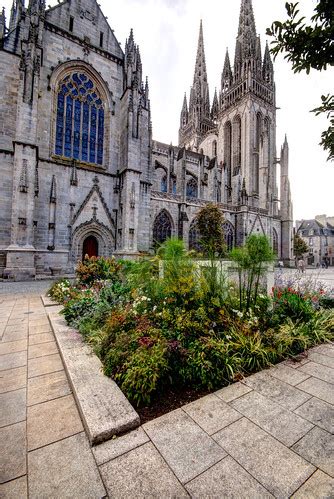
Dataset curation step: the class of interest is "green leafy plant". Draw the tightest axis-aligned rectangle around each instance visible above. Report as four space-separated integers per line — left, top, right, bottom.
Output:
76 255 122 285
230 235 275 311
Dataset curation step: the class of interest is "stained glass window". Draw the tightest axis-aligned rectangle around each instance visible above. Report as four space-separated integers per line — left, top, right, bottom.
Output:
186 178 198 199
161 175 167 193
55 72 105 165
222 221 234 251
189 220 202 252
153 210 172 246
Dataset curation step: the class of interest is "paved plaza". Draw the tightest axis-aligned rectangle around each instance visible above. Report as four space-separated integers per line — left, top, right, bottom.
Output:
1 282 334 497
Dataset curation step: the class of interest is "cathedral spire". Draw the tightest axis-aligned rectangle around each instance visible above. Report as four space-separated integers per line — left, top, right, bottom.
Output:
0 7 6 40
180 93 188 128
234 0 257 80
263 41 274 84
193 20 208 85
211 88 219 120
221 49 233 92
189 20 210 119
237 0 256 39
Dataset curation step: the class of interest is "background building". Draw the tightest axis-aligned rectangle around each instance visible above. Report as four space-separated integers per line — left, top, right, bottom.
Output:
0 0 293 279
296 215 334 267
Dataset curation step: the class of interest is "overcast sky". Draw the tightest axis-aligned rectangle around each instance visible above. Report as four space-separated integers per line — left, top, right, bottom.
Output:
2 0 333 222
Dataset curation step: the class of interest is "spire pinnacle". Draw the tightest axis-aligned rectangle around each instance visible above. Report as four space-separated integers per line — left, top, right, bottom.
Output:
238 0 256 39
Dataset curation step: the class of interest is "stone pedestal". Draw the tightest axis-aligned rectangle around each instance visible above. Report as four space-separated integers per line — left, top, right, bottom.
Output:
4 247 36 281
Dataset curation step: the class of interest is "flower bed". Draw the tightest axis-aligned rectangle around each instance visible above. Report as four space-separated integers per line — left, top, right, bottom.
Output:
48 239 334 415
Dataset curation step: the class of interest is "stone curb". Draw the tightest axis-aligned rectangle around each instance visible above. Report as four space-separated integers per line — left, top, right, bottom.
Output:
41 295 58 307
47 308 140 446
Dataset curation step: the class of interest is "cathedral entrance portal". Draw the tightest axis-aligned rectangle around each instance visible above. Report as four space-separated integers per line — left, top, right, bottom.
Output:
82 235 99 259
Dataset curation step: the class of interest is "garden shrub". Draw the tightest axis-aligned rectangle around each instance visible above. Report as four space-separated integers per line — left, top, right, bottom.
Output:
48 278 75 304
180 336 238 389
272 287 315 324
76 255 122 285
56 235 334 407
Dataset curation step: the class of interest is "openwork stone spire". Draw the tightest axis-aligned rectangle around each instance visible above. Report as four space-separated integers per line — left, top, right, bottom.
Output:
189 20 210 119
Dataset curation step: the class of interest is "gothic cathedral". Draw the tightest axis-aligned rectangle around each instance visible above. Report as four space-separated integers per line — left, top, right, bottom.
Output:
0 0 293 279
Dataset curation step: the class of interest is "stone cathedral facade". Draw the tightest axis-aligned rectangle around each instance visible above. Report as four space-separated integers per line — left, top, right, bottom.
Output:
0 0 293 280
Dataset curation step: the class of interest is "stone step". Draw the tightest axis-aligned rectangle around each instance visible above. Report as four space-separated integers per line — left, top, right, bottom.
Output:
47 310 140 446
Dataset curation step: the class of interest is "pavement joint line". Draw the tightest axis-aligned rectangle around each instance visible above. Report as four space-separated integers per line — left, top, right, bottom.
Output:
0 472 27 486
27 428 85 454
289 468 319 496
140 431 192 495
286 423 315 450
27 391 73 408
95 439 149 466
296 366 334 386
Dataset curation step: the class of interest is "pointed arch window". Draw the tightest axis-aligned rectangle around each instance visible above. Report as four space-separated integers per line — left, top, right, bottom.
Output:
153 210 173 246
189 220 202 252
55 72 105 165
186 178 198 199
224 121 232 192
273 228 279 255
232 116 241 175
254 112 262 192
222 221 234 251
161 175 168 193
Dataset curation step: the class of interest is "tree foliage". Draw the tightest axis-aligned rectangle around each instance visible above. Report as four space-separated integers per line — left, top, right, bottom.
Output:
266 1 334 161
196 203 226 257
293 233 309 257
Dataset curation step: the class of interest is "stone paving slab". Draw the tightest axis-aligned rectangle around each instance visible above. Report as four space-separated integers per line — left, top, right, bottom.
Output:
311 344 334 358
231 390 314 447
28 332 54 345
27 370 71 406
0 351 27 371
0 339 27 356
214 381 253 403
291 470 334 498
270 363 311 386
242 370 312 410
0 421 26 483
143 408 226 484
308 351 334 369
28 340 58 359
1 329 28 342
49 311 140 445
292 427 334 477
0 366 26 394
28 352 63 378
0 476 28 498
27 394 84 451
183 393 242 435
299 362 334 384
93 427 150 465
100 442 188 498
294 397 334 434
0 389 26 428
214 417 315 497
296 376 334 405
28 433 106 499
185 455 273 498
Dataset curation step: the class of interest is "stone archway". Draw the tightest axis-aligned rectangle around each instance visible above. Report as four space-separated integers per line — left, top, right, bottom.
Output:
71 220 114 265
82 235 99 259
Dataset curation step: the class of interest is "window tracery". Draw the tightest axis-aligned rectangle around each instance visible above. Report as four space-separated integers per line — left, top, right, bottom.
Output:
55 72 105 165
153 210 173 246
189 220 201 252
222 221 234 251
161 175 168 193
186 178 198 198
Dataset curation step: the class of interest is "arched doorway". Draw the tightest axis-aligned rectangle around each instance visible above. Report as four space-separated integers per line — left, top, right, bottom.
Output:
82 235 98 259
